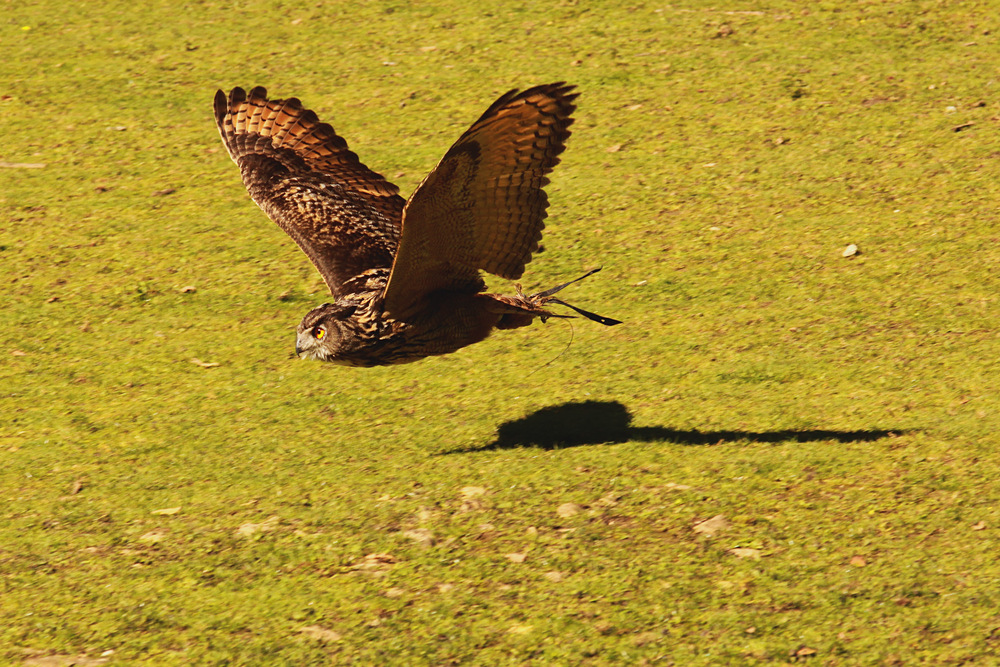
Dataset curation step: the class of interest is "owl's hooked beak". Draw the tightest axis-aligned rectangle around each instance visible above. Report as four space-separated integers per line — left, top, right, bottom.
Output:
293 332 307 358
294 330 319 360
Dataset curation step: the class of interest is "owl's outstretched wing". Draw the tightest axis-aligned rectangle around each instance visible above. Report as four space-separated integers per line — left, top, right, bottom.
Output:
380 83 577 319
215 87 405 298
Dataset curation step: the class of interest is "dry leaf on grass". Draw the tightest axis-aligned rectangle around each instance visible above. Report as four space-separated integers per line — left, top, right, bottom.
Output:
460 499 483 512
459 486 487 511
850 555 867 567
137 531 165 544
595 491 621 507
23 655 109 667
505 552 527 563
402 528 434 547
557 502 582 518
237 515 280 537
151 507 180 515
693 514 729 536
350 553 396 571
0 161 46 169
729 547 762 560
299 625 342 642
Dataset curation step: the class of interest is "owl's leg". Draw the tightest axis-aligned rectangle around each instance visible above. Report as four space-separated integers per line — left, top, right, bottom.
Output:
486 267 622 328
488 295 560 329
480 292 562 329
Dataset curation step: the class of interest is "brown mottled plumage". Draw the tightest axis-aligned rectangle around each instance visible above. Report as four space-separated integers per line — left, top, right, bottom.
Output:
214 83 619 367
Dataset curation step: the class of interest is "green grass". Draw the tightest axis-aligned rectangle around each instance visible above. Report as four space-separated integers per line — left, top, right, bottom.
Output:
4 0 1000 664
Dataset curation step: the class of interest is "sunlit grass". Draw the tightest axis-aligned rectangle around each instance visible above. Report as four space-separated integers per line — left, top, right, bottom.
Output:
3 1 1000 664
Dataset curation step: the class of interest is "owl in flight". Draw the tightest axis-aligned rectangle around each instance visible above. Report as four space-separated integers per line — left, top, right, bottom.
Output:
214 83 620 366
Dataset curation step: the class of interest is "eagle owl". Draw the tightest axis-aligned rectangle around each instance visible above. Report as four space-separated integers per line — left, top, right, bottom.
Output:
214 83 619 367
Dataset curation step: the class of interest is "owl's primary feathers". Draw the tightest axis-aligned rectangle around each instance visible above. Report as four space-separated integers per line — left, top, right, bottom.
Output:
214 83 619 366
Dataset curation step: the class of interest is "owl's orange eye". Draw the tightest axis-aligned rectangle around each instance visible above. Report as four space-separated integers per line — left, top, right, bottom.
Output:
313 326 326 340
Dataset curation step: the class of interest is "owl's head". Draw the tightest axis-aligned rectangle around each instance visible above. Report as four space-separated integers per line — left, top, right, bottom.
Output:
295 302 359 363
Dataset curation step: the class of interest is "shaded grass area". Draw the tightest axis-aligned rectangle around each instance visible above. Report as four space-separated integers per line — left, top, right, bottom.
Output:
4 0 1000 664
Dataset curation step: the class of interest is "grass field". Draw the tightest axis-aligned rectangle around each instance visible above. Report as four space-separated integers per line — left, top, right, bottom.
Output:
4 1 1000 664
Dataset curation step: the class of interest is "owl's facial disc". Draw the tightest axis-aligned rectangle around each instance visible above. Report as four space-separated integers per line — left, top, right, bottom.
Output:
295 327 329 360
294 302 357 362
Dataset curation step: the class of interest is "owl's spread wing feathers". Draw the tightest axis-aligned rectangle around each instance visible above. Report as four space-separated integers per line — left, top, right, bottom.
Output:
381 83 578 319
214 87 405 298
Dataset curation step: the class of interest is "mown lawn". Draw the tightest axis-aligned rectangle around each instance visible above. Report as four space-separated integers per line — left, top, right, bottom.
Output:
4 1 1000 664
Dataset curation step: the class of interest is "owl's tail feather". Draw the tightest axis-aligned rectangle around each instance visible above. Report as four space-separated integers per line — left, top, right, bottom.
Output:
532 267 622 326
533 267 604 298
544 297 622 326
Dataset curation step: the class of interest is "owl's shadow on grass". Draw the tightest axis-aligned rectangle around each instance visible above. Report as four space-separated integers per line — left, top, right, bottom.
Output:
446 400 903 453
